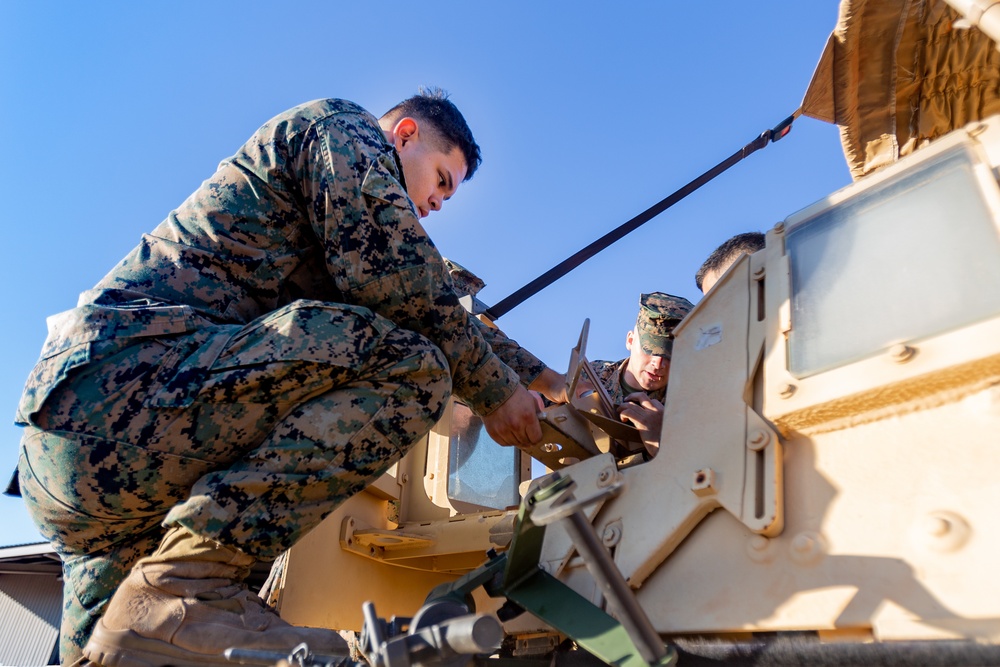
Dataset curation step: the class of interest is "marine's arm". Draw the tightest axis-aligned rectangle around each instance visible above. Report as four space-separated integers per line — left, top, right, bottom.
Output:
296 110 540 444
473 319 571 404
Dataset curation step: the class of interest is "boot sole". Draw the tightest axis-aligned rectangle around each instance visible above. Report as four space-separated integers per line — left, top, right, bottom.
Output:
83 620 235 667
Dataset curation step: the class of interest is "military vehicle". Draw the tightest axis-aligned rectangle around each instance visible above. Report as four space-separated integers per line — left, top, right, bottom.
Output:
239 1 1000 665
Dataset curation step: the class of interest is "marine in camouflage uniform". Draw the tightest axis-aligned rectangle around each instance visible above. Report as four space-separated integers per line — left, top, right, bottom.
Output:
13 96 544 665
589 358 663 405
590 292 694 405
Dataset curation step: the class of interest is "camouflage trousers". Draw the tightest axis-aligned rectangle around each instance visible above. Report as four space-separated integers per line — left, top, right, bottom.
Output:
16 301 452 665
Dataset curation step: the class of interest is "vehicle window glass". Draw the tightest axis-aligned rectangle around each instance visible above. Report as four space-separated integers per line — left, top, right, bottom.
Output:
787 143 1000 377
447 402 520 510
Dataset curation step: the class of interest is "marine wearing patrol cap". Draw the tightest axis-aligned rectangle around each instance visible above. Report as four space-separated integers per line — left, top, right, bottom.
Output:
443 257 486 297
443 257 490 315
634 292 694 357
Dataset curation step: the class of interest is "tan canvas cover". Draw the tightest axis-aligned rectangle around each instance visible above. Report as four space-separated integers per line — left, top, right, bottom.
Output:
801 0 1000 179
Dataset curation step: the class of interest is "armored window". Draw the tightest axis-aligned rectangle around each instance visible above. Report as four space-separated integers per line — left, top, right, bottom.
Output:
447 402 521 511
787 142 1000 377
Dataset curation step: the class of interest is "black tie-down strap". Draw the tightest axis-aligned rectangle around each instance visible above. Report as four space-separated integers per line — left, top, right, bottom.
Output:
482 112 798 321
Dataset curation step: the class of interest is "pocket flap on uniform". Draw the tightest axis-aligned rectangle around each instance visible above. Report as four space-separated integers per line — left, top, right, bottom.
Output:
145 329 234 408
16 342 92 426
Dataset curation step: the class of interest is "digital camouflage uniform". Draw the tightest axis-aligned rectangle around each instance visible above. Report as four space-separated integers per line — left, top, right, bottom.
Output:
14 99 526 664
590 292 694 405
443 258 546 385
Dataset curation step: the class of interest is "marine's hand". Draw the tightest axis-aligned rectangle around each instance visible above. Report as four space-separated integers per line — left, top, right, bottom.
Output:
526 367 597 404
483 385 543 448
528 368 571 404
618 392 664 453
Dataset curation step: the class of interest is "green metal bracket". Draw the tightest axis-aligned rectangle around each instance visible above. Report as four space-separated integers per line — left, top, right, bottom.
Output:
426 474 674 667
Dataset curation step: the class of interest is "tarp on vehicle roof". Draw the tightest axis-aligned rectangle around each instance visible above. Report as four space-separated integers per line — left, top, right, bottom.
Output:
801 0 1000 179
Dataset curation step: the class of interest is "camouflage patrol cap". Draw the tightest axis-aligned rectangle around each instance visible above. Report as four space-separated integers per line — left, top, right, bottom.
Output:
634 292 694 357
443 258 486 298
443 257 490 315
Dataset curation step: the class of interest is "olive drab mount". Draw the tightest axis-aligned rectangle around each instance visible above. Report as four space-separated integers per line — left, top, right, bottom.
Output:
249 1 1000 666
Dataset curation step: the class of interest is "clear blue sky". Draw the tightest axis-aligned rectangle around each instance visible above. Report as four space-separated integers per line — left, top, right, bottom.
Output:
0 2 850 545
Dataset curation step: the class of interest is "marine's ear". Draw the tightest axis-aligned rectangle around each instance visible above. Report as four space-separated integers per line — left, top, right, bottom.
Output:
390 117 420 151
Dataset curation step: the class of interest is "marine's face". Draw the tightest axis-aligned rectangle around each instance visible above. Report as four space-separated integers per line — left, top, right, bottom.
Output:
392 119 467 218
625 330 671 392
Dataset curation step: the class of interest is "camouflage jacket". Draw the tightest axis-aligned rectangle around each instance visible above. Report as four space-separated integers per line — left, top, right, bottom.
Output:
475 323 546 387
589 358 666 405
17 99 519 423
441 256 546 387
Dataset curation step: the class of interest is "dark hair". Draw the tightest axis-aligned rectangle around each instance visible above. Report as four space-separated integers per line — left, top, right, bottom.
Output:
382 87 482 181
695 231 766 291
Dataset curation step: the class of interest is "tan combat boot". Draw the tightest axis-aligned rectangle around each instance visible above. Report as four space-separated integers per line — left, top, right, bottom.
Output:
82 525 348 666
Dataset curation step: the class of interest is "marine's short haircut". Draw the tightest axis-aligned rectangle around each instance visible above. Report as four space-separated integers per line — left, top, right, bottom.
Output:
382 87 482 181
695 231 766 291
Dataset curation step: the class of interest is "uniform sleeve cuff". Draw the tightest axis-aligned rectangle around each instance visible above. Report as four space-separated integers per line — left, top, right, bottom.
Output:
455 353 520 417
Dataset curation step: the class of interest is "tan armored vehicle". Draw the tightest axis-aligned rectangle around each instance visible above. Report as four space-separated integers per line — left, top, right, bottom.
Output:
251 1 1000 665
